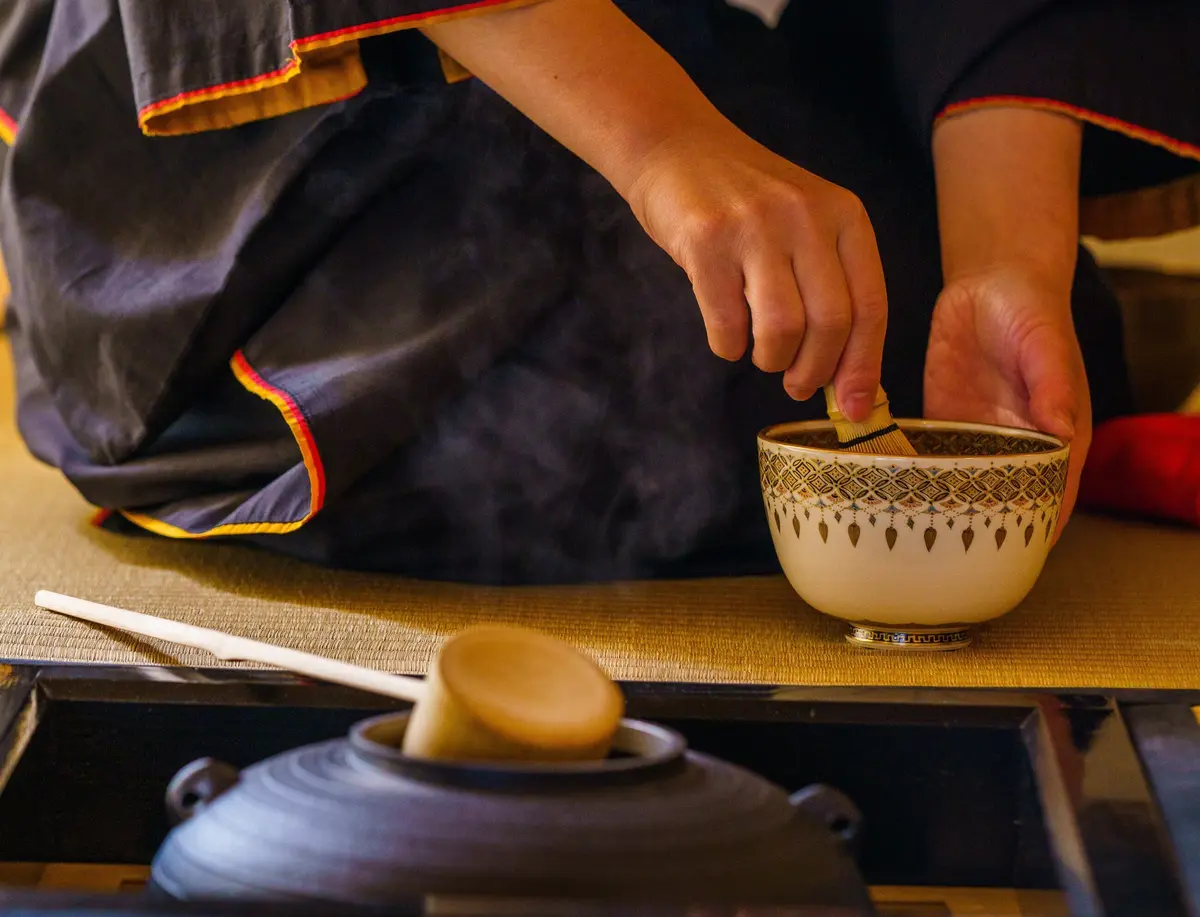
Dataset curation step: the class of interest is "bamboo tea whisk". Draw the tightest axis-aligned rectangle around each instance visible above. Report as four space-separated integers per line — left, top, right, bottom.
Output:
824 384 918 456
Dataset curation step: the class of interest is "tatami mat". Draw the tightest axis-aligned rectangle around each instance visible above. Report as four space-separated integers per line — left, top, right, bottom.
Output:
1 342 1197 689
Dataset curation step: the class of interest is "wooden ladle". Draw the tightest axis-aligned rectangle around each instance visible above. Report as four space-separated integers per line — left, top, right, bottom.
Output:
33 591 624 763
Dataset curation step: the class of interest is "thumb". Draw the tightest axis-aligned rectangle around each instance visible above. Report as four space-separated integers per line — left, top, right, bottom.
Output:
1019 323 1082 442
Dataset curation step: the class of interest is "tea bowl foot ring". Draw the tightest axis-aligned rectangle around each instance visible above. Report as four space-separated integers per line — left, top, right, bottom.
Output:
845 622 973 652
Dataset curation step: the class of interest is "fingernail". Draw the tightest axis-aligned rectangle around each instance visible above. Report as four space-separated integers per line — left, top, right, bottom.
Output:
1054 410 1075 438
842 391 873 420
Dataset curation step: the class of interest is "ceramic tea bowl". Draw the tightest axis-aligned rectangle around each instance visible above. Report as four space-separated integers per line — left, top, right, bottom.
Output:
757 419 1070 651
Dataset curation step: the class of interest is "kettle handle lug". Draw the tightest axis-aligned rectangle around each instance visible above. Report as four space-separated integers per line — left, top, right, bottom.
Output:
789 783 862 849
165 757 241 825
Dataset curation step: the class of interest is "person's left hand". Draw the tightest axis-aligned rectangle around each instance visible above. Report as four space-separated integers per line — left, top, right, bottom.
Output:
923 264 1091 543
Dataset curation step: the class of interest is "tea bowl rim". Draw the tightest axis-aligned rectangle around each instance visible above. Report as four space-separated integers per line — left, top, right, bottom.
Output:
757 417 1069 462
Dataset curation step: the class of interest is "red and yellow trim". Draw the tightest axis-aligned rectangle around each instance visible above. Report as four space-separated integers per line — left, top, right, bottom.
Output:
936 95 1200 163
119 350 328 539
138 0 544 137
88 508 114 528
0 108 17 146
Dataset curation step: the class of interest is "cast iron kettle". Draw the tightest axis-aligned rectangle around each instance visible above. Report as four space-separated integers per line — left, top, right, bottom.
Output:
151 712 872 911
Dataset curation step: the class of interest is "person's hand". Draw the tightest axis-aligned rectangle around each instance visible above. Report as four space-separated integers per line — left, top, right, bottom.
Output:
624 130 889 421
928 105 1087 542
924 265 1091 542
420 0 887 420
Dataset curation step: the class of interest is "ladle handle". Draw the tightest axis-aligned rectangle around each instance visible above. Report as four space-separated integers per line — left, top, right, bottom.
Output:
33 590 428 703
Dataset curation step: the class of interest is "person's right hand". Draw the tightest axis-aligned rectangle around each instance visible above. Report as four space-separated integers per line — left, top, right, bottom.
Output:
624 129 889 421
419 0 886 419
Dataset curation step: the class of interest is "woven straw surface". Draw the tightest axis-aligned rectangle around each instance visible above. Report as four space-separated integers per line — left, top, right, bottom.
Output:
1 344 1197 689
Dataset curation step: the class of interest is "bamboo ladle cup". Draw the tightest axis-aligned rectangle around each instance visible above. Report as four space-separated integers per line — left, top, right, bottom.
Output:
33 591 624 763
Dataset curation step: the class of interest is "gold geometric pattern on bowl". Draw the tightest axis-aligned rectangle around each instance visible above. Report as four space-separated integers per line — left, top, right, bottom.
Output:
758 429 1068 554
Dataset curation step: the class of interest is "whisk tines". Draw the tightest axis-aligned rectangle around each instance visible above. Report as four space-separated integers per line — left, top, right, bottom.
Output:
824 385 919 457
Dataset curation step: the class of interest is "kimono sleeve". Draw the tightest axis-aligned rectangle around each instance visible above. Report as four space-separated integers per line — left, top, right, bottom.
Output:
118 0 546 138
882 0 1200 236
0 0 53 151
0 0 53 323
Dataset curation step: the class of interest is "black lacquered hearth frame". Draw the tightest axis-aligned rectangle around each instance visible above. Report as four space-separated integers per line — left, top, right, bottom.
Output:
0 663 1197 917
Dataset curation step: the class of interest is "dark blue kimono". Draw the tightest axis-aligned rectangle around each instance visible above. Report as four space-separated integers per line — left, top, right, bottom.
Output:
1 0 1198 583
